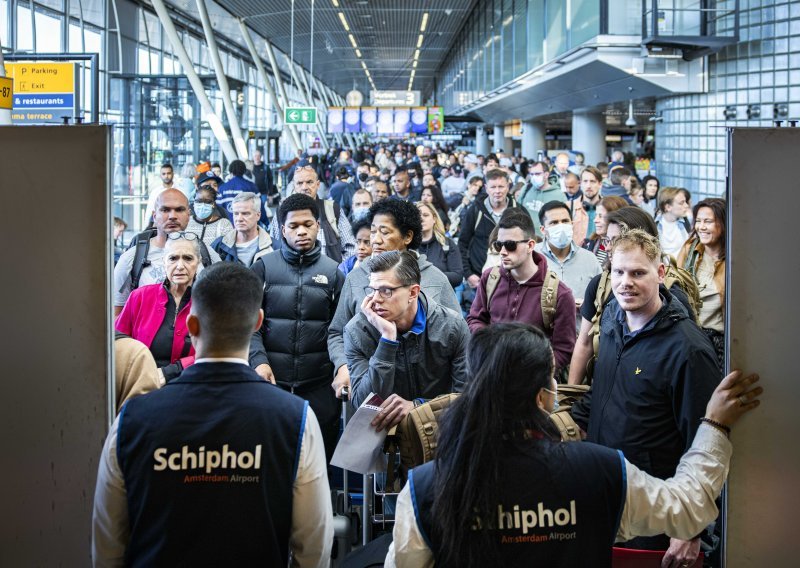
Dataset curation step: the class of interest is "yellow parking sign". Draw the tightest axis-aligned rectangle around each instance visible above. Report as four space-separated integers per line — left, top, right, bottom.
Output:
4 62 75 93
0 76 12 110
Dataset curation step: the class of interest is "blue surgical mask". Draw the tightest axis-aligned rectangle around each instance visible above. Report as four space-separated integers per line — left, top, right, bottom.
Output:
546 223 573 249
530 174 545 189
194 202 214 220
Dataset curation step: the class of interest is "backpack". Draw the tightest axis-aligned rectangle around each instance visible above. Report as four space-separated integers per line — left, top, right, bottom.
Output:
385 393 459 487
585 261 702 382
548 384 590 442
484 266 560 332
129 229 212 290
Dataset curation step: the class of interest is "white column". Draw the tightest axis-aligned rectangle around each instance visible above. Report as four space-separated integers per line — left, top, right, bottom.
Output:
196 0 247 159
521 120 546 161
493 124 505 153
151 0 237 162
475 125 489 156
571 110 606 166
263 40 304 151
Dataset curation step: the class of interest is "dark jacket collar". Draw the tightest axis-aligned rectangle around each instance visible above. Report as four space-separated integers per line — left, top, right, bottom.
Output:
280 241 322 265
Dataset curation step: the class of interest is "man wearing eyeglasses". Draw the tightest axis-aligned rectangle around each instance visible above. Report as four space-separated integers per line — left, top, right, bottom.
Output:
343 251 469 426
268 161 356 264
467 210 577 374
517 160 568 237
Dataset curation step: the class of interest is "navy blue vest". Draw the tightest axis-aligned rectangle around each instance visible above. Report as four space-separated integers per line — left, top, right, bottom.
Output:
117 362 307 567
410 439 626 567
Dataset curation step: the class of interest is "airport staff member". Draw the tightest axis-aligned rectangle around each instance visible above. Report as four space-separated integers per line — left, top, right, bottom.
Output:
92 263 332 567
386 323 761 568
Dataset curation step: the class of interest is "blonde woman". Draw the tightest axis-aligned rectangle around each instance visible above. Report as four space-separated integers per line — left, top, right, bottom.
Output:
416 201 463 288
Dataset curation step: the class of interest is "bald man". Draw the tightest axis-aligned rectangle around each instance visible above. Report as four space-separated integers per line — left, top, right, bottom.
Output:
113 188 220 315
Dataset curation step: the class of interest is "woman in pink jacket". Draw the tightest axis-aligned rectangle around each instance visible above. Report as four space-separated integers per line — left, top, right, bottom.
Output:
115 233 200 383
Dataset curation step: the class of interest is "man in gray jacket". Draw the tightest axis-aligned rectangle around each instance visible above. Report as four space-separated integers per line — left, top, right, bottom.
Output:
344 251 469 429
328 199 461 398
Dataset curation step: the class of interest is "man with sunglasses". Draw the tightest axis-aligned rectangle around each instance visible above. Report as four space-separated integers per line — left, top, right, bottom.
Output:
344 251 469 427
467 211 576 374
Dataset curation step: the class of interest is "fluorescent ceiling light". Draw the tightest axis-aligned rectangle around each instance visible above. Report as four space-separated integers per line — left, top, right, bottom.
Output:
349 34 358 48
412 60 417 68
331 0 339 6
361 60 368 69
338 12 349 31
420 13 428 32
355 48 362 58
414 49 420 60
417 34 423 49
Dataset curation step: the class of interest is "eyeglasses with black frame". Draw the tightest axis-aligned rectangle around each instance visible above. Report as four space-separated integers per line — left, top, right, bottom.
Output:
492 239 530 252
167 231 199 241
363 285 409 299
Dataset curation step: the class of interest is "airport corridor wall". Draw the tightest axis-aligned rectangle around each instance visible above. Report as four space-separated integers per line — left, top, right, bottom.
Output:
0 126 112 564
725 127 800 566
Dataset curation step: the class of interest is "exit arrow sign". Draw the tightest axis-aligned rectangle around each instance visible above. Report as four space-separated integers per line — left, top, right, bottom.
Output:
284 106 317 124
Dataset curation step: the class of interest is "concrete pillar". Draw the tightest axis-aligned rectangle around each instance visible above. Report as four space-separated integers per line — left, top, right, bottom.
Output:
493 124 505 153
475 125 490 156
571 110 606 166
521 120 546 161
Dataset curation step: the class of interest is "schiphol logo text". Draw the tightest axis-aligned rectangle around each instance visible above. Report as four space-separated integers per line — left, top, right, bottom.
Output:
153 444 262 484
472 501 579 544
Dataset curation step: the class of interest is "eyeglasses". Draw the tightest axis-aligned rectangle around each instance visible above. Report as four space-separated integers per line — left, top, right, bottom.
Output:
491 239 530 252
363 285 408 299
167 231 199 241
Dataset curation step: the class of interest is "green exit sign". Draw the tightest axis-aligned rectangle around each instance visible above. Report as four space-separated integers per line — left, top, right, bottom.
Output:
284 107 317 124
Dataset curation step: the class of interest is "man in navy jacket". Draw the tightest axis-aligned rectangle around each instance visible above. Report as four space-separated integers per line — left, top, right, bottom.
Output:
92 263 332 567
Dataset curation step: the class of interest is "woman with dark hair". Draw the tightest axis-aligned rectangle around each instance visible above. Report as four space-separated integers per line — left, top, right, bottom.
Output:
641 175 660 216
581 195 628 265
420 181 450 231
388 323 761 567
677 198 727 369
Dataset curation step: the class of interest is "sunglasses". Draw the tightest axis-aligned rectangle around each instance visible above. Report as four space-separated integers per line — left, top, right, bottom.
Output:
492 239 530 252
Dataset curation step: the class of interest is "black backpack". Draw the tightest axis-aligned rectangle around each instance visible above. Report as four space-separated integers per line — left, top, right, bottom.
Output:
128 229 212 290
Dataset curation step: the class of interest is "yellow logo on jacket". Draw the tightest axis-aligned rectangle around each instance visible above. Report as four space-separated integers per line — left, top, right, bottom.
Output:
635 367 642 375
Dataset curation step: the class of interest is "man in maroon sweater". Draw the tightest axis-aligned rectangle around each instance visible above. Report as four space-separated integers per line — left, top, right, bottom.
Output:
467 210 577 372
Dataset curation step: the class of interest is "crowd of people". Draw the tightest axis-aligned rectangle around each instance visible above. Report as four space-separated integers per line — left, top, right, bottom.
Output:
95 142 753 568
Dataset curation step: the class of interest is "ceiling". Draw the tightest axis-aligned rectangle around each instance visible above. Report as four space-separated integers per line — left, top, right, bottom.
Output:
211 0 477 100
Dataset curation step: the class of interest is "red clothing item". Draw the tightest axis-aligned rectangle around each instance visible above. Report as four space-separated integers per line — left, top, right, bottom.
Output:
467 250 576 369
115 283 195 370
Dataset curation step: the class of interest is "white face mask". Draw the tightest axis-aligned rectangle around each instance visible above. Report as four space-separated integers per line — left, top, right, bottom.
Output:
546 223 573 249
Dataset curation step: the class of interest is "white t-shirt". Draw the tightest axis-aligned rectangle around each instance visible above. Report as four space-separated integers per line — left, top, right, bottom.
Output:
659 219 688 256
235 236 260 267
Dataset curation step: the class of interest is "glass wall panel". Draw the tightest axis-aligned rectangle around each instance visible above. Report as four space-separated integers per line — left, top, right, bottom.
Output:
607 0 642 35
17 5 34 51
544 0 567 60
513 0 527 78
35 9 62 52
36 0 63 13
571 0 600 45
501 0 514 84
527 0 544 69
68 0 103 27
1 0 8 47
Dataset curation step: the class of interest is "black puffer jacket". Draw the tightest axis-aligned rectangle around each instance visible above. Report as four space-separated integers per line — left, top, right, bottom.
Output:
249 243 344 391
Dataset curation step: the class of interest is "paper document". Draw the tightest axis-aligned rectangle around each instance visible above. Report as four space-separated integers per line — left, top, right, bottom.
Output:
330 393 387 474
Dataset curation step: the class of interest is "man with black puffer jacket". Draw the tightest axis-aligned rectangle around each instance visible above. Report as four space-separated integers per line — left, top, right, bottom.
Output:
249 193 345 461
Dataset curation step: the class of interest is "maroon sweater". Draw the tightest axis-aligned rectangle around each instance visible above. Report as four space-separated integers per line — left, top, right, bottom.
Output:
467 250 576 369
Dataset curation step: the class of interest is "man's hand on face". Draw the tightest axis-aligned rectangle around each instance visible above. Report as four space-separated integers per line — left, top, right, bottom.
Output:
360 294 398 342
371 394 414 432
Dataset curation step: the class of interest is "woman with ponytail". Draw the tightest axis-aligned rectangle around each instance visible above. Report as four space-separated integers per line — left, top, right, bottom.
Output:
387 322 761 567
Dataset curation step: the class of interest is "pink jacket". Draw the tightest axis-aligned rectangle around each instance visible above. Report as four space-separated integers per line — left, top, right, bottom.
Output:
115 283 195 369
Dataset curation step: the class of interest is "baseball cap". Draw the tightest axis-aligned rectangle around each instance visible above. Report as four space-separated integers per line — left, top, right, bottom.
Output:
464 153 479 165
195 171 223 187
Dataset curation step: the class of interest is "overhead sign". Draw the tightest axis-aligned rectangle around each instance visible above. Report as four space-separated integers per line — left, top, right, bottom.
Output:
371 90 420 107
284 106 317 124
0 76 12 110
4 62 78 124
